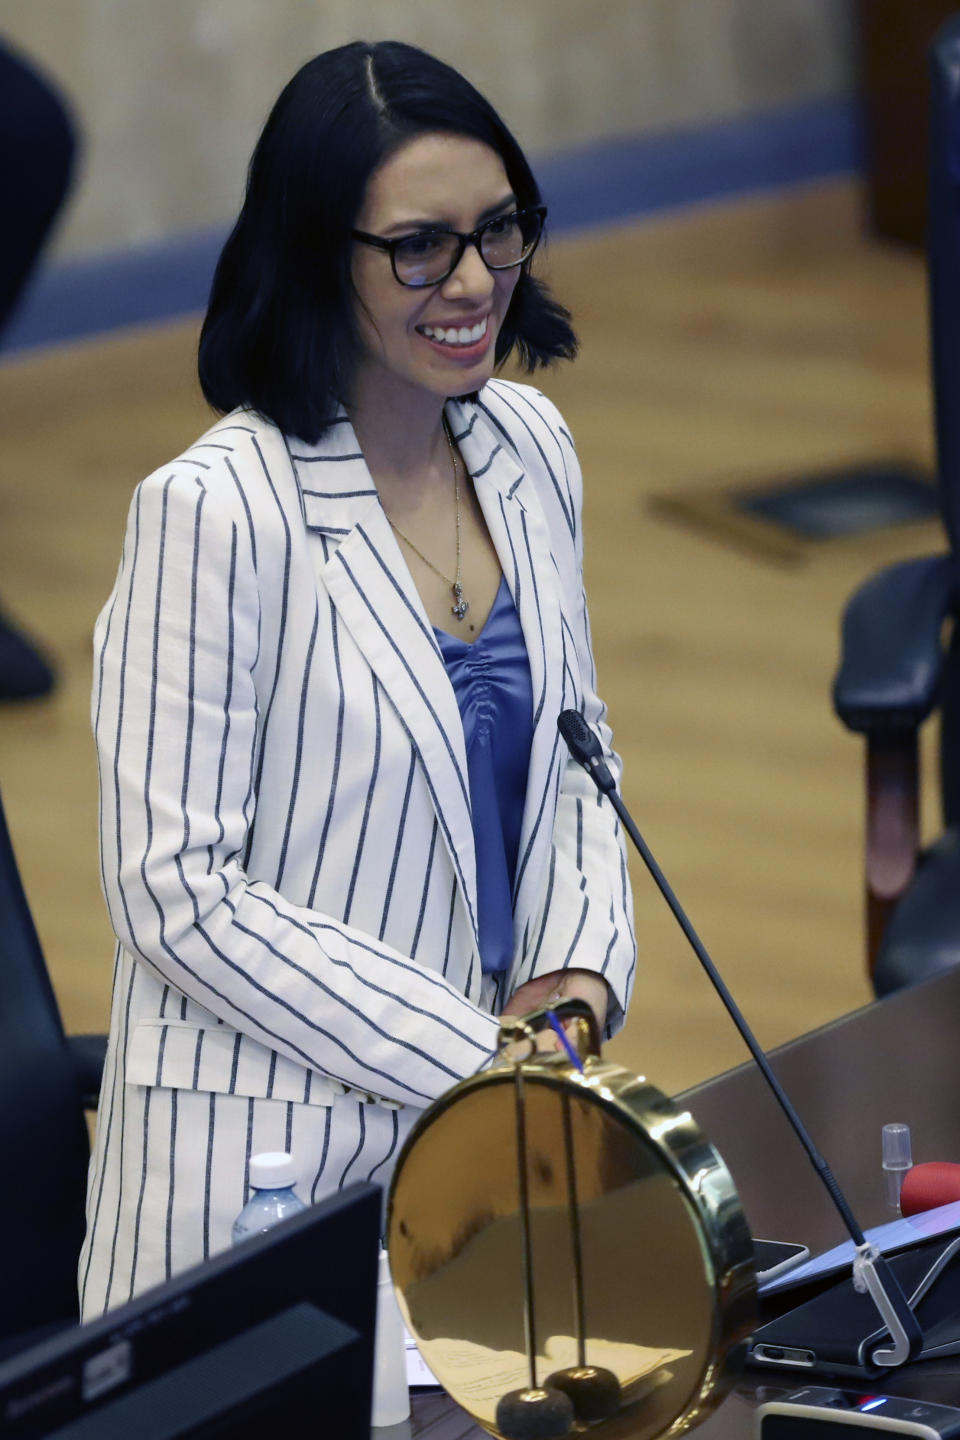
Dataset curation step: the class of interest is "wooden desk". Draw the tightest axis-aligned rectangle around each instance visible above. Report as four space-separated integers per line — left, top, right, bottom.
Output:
398 967 960 1438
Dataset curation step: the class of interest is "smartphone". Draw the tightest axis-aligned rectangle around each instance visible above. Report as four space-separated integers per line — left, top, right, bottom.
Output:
753 1238 810 1285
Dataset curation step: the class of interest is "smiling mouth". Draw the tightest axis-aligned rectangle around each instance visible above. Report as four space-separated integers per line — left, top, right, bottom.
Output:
417 316 489 347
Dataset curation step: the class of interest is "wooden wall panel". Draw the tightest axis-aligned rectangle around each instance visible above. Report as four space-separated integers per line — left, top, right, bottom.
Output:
0 179 944 1096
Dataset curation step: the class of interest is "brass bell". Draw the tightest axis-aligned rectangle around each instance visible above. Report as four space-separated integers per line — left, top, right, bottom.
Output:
387 999 756 1440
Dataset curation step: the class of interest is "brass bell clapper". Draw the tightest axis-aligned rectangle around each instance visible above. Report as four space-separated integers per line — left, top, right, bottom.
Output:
544 1081 622 1424
494 1005 622 1439
495 1018 574 1440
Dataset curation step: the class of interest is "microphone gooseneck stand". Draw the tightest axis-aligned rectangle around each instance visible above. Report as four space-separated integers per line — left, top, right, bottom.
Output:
556 709 923 1369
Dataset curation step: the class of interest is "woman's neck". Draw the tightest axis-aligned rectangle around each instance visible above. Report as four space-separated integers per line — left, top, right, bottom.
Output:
347 368 450 492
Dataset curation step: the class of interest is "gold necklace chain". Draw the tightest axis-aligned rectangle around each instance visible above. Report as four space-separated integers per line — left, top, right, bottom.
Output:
387 418 470 622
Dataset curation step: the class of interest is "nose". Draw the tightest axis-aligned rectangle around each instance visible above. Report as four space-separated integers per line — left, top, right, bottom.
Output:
440 240 496 302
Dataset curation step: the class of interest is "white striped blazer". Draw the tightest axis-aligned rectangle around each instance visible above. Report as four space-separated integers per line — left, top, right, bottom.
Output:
79 379 636 1317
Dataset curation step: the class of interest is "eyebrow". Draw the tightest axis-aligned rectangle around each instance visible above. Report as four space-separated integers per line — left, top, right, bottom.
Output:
380 193 518 237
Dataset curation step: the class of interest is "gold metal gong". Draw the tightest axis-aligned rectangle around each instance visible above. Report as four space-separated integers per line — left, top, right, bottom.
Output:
387 1002 756 1440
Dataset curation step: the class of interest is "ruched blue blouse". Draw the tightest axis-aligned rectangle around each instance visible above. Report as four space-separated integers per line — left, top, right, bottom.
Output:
434 575 534 972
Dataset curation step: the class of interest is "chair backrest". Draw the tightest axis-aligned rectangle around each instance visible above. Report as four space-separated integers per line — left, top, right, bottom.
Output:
929 15 960 554
0 788 89 1346
928 18 960 824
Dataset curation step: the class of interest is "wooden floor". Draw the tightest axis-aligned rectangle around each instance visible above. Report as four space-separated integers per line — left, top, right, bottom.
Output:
0 177 945 1098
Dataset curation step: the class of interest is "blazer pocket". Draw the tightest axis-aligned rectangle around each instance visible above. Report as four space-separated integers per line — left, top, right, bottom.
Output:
126 1019 344 1107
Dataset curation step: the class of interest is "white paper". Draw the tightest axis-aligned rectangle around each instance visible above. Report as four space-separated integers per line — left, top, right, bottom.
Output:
404 1324 442 1389
406 1333 687 1423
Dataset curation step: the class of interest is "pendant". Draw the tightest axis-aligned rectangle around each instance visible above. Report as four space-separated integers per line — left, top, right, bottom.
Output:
451 582 470 621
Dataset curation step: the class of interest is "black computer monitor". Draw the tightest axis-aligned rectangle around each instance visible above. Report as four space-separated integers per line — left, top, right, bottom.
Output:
0 1181 381 1439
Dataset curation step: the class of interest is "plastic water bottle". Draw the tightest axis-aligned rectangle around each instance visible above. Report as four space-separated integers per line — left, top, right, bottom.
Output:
231 1152 306 1243
372 1248 410 1427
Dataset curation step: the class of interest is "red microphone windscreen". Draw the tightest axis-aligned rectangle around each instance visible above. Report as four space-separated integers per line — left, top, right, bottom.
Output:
900 1161 960 1216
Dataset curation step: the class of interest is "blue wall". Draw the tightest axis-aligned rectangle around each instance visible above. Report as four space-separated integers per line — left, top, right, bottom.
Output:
0 96 860 357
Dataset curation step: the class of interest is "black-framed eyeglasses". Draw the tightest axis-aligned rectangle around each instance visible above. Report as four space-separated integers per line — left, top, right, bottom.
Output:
352 205 546 288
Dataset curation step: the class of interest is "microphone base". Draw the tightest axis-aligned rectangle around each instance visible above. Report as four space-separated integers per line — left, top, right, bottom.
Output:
748 1233 960 1378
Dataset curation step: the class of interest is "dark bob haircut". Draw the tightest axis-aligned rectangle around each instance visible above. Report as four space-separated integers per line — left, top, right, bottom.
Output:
198 40 577 444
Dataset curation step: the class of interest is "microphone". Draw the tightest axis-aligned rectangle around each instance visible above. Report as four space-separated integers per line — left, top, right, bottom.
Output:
556 711 616 793
557 709 923 1369
901 1163 960 1217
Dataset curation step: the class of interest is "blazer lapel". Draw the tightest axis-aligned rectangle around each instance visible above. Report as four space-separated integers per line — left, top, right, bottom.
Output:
289 418 481 961
449 401 567 953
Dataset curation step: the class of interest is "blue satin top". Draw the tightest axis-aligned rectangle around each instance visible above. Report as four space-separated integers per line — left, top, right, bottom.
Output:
434 575 534 973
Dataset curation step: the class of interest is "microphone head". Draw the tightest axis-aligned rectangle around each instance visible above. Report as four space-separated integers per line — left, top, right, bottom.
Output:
900 1161 960 1216
557 709 601 763
557 710 617 793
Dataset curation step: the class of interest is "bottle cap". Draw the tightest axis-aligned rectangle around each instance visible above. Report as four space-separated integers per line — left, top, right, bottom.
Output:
882 1123 913 1171
249 1152 298 1190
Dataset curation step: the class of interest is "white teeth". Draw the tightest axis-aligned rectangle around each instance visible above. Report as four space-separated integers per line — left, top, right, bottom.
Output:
421 318 488 345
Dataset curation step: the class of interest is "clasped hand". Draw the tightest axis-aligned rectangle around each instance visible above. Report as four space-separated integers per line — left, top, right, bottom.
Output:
500 968 610 1053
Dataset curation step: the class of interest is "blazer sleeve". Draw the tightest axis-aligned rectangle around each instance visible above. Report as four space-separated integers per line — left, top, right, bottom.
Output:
93 463 500 1108
505 396 637 1035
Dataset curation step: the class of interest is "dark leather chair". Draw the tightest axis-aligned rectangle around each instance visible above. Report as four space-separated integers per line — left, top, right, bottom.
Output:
0 786 106 1354
833 15 960 996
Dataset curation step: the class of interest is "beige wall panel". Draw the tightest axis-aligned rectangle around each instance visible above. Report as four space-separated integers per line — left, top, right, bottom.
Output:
2 0 855 256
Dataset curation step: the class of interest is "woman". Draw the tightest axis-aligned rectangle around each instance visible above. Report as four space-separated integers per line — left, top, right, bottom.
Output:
80 39 636 1318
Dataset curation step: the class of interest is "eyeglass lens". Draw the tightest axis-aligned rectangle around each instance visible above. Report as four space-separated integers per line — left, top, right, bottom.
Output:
394 211 541 287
